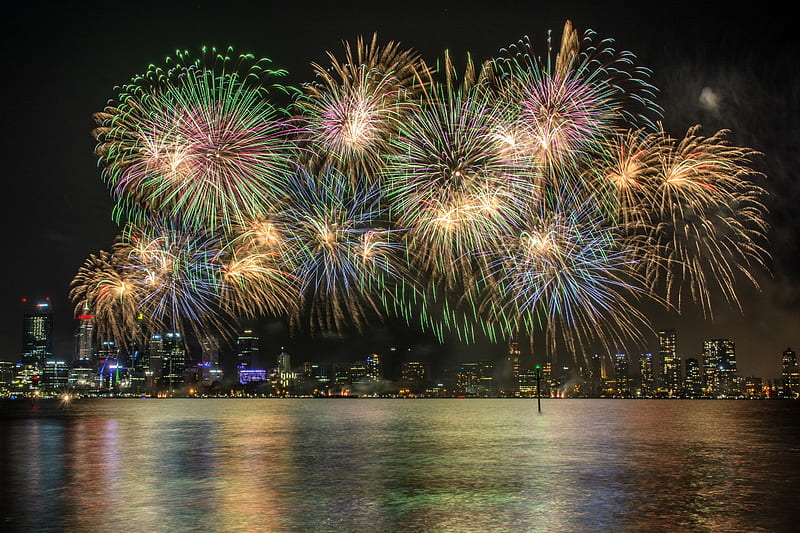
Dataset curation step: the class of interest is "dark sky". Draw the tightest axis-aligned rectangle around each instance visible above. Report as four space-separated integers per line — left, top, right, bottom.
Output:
1 1 797 378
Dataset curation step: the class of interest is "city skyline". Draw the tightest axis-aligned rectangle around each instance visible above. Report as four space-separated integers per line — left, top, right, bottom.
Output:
2 2 797 380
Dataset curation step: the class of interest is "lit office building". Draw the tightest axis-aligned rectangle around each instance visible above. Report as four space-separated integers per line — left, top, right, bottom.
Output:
162 333 187 391
586 354 603 397
401 361 428 383
42 360 70 391
365 353 383 381
658 329 681 397
236 330 260 370
0 361 15 394
684 357 703 397
639 353 655 398
781 347 799 398
73 303 95 365
613 353 631 397
21 298 53 369
742 376 764 398
455 361 494 396
703 339 737 397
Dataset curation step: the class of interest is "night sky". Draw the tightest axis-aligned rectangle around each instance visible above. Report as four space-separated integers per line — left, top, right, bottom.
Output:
2 1 797 378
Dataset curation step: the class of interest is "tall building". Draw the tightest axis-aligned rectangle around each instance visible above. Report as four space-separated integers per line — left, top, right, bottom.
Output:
73 303 95 365
658 329 681 397
161 333 187 392
236 330 260 369
613 353 631 397
639 353 655 397
365 353 382 381
781 347 799 398
505 341 522 396
684 357 703 397
21 298 53 369
702 339 737 397
455 361 494 396
587 354 603 397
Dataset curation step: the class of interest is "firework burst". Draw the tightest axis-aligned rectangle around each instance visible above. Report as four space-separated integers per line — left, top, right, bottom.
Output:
92 46 299 230
279 161 403 335
296 34 431 181
76 22 771 363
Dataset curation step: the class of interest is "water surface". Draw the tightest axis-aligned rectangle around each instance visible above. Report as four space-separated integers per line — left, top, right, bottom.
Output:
1 399 798 532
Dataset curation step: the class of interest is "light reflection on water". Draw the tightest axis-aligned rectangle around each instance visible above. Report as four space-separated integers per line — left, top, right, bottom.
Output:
1 399 798 532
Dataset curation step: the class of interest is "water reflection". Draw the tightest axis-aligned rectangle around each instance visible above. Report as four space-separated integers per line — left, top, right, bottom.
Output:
1 399 798 532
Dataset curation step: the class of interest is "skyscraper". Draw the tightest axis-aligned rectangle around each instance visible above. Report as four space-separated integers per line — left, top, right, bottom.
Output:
702 339 737 397
684 357 703 397
658 329 681 397
613 353 631 397
781 347 799 398
21 298 53 369
73 303 95 365
236 330 260 369
639 353 655 398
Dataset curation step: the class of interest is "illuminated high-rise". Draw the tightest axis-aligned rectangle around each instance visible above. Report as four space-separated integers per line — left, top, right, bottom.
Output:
684 357 703 397
365 353 382 381
702 339 737 397
21 298 54 369
658 329 681 397
73 303 95 364
781 347 799 398
639 353 655 397
236 330 260 369
613 353 631 397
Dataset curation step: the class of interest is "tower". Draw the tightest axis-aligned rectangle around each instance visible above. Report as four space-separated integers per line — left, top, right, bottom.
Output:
73 303 95 365
613 353 631 397
638 353 655 397
703 339 737 397
781 347 799 398
684 357 703 397
658 329 681 397
236 329 260 369
21 298 53 369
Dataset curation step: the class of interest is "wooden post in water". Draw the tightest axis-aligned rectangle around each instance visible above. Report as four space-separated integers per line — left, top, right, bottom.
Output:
535 364 542 413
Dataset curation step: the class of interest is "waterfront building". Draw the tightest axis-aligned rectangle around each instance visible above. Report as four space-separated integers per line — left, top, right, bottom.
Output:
703 339 738 397
0 361 15 393
42 360 70 391
586 354 603 397
236 330 260 370
400 361 428 395
455 361 494 396
73 303 95 365
149 333 186 393
639 353 655 397
742 376 764 398
613 353 631 397
365 353 383 381
684 357 703 397
658 329 682 397
21 298 53 369
505 342 521 396
781 347 799 398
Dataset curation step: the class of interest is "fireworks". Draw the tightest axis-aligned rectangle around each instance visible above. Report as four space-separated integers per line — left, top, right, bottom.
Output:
278 161 403 335
296 34 430 182
92 47 299 230
73 23 770 363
